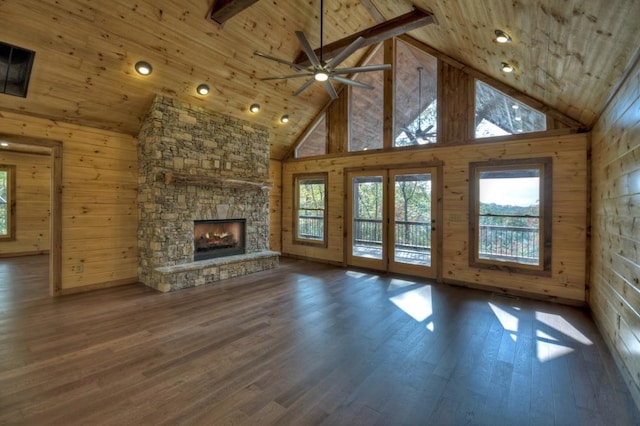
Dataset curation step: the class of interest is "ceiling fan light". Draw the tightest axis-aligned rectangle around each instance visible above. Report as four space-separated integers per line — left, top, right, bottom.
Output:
314 71 329 82
135 61 152 75
196 84 210 95
495 29 512 43
250 103 260 113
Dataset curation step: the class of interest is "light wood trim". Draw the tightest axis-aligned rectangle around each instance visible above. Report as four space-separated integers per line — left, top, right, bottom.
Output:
292 173 328 248
162 172 272 190
0 164 17 241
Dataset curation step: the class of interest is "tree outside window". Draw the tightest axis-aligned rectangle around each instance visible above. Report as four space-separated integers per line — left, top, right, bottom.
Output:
294 174 327 246
0 165 16 240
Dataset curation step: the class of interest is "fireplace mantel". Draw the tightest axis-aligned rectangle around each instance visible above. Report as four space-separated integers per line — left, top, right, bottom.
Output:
161 172 272 191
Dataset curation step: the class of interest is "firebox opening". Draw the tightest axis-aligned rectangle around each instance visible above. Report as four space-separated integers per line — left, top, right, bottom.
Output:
194 219 246 261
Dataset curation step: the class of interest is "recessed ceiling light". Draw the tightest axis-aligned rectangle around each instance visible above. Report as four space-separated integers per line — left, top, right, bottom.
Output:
196 84 210 95
250 103 260 113
501 62 515 73
280 114 289 123
0 142 9 147
135 61 153 75
495 29 512 44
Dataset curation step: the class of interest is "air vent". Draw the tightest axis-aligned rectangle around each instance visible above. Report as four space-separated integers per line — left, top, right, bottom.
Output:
0 41 35 98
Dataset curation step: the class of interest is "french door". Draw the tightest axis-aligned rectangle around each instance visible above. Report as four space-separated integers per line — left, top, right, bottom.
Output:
346 167 438 278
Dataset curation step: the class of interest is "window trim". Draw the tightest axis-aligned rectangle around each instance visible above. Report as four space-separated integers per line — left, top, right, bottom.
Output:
469 158 552 275
293 172 328 247
0 164 16 241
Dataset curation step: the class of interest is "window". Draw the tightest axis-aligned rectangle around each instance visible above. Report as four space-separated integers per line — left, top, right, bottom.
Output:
295 113 327 158
294 174 327 246
349 45 384 152
474 80 546 138
394 39 438 146
0 165 16 240
469 158 552 274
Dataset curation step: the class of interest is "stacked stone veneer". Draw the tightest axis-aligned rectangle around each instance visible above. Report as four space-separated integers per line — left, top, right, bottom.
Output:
138 95 279 292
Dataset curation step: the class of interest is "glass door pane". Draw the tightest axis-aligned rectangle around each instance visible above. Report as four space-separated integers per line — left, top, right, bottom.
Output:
389 168 437 277
346 171 387 271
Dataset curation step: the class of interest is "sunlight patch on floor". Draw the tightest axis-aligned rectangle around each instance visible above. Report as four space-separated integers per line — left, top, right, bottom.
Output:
389 285 433 322
537 339 574 362
489 302 519 341
535 311 593 345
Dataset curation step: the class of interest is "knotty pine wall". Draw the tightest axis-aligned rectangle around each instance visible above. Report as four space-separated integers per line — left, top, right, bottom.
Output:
282 134 588 301
0 111 138 292
590 55 640 407
0 150 50 256
269 159 282 253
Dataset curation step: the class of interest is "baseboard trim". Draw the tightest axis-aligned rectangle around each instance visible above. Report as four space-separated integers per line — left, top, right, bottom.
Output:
59 277 139 295
442 278 587 307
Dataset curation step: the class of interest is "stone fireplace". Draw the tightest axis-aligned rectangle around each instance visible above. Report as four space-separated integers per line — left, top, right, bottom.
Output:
137 95 279 292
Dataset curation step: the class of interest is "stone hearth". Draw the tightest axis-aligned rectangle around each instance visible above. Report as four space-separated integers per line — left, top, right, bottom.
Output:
137 95 279 292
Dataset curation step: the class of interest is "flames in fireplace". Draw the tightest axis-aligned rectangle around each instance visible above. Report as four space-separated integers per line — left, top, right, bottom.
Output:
194 219 246 261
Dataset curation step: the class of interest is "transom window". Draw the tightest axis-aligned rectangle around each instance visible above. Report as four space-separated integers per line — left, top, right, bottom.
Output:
294 174 327 246
474 80 547 138
469 158 552 274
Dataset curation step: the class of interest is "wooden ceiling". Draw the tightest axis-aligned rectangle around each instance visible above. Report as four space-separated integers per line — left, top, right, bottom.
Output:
1 0 639 160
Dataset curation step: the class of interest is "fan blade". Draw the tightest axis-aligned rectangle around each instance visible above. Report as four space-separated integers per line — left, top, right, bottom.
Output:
295 31 322 68
254 51 306 71
326 36 366 70
331 75 373 90
332 64 392 75
322 80 339 100
292 78 316 96
261 73 314 81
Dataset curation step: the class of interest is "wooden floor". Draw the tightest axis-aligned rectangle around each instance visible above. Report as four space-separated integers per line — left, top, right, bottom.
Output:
1 256 638 425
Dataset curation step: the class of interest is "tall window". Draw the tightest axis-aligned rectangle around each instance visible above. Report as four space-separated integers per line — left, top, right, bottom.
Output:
294 174 327 246
295 113 327 158
349 45 384 152
394 39 438 146
469 158 552 274
474 80 546 138
0 165 16 240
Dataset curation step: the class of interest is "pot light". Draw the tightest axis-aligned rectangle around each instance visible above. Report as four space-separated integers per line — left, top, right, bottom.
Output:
495 29 512 44
314 71 329 82
196 84 210 95
501 62 515 73
0 142 9 147
135 61 153 75
250 103 260 113
280 114 289 123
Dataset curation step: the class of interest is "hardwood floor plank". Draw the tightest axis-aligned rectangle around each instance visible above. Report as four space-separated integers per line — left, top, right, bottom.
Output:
0 255 638 425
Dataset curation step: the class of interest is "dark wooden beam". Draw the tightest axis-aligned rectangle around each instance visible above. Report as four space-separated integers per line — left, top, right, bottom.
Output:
294 6 435 66
207 0 260 26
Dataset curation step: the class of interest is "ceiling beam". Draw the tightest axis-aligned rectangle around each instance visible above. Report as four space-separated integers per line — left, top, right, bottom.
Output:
207 0 260 26
294 6 435 66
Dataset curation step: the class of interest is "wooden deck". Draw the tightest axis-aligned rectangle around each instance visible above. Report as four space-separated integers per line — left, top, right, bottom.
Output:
1 255 638 425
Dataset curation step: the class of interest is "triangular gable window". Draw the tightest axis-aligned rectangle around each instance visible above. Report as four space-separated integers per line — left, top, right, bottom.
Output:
474 80 546 138
295 113 327 158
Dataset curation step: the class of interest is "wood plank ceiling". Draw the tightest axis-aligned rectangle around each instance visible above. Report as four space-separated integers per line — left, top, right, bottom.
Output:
1 0 639 160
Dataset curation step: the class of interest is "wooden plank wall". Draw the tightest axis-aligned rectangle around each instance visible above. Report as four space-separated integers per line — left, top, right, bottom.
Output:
282 133 588 301
269 159 282 253
590 54 640 407
0 151 51 256
0 111 138 292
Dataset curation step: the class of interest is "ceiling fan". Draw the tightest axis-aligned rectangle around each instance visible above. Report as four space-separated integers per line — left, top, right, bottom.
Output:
254 0 391 100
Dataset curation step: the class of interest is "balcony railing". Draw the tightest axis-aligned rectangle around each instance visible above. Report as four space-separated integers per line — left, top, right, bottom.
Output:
299 216 539 265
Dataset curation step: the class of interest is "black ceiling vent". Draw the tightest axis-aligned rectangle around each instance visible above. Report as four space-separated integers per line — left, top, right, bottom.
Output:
0 41 35 98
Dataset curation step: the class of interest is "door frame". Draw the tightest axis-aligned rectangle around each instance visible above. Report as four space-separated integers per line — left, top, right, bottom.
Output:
0 134 62 296
344 162 443 280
